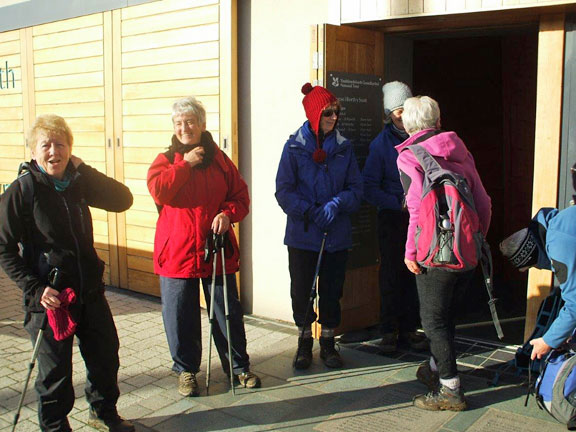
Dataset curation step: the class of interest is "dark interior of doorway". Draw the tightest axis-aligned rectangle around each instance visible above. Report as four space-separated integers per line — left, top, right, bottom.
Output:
408 27 538 345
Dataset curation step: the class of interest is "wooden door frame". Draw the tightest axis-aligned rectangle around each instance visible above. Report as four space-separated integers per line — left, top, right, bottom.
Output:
330 10 566 341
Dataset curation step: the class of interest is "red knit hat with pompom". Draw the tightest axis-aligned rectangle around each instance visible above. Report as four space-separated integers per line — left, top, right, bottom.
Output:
301 83 337 163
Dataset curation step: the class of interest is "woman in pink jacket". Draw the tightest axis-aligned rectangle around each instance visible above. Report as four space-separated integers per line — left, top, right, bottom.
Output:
147 97 260 398
395 96 491 412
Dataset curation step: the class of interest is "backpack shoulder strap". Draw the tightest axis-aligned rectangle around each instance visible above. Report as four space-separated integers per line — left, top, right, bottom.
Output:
404 129 444 176
17 168 34 230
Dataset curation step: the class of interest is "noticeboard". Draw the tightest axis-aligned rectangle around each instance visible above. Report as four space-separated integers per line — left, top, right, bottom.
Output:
327 72 382 269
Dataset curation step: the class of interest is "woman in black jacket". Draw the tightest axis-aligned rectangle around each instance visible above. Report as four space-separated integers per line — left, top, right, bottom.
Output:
0 114 134 432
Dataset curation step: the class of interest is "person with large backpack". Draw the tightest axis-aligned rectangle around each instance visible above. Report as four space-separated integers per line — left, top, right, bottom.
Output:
0 115 134 431
395 96 492 411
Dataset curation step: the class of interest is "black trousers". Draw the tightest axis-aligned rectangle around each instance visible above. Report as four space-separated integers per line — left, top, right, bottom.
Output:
160 274 250 376
378 209 420 334
415 269 474 379
288 247 348 329
24 293 120 432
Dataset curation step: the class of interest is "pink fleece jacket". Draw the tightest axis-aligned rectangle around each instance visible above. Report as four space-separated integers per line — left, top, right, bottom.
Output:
395 129 492 261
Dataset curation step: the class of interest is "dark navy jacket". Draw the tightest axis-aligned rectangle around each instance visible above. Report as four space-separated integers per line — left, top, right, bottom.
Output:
362 123 405 211
275 122 362 252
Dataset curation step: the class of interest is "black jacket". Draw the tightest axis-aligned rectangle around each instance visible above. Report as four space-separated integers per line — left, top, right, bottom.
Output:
0 161 133 312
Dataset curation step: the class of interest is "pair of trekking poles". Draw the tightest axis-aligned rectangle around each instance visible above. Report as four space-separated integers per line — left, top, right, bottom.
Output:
204 230 236 396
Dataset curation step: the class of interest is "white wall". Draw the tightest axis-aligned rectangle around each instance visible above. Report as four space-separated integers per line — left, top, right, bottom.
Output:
238 0 332 323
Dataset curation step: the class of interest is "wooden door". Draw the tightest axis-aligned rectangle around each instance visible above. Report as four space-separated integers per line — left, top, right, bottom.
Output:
320 24 384 335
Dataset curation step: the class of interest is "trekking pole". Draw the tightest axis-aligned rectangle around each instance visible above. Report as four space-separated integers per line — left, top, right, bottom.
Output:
12 313 47 432
12 268 62 432
220 233 235 396
293 232 328 368
205 232 218 396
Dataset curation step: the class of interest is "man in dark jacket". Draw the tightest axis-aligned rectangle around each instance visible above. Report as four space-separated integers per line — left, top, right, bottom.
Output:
362 81 428 352
0 114 134 432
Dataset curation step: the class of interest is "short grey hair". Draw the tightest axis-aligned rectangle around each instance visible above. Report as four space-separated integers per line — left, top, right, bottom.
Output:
171 96 206 125
402 96 441 135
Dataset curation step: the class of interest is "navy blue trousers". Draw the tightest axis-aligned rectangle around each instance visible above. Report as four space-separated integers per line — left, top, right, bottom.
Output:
160 274 250 376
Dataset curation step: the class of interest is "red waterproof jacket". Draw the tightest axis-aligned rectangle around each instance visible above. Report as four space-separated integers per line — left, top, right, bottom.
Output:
147 143 249 278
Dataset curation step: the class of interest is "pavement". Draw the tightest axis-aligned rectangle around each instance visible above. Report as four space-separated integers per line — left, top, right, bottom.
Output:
0 268 568 432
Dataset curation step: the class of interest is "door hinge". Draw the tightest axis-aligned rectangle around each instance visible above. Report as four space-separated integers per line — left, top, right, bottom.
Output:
312 51 324 70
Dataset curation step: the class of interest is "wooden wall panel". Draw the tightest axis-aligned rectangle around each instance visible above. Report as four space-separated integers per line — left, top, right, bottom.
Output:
116 0 224 296
0 30 25 193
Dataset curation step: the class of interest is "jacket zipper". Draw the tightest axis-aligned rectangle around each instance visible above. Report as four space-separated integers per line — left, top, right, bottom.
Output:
61 195 85 301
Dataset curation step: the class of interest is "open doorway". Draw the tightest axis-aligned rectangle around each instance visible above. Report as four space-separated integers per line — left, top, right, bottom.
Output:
386 26 538 344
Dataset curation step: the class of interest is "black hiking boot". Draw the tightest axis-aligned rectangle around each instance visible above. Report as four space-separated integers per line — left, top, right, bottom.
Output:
293 337 313 369
319 336 343 368
413 385 467 411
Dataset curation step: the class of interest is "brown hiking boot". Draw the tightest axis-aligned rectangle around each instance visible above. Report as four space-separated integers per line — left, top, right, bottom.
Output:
237 371 262 388
293 337 314 370
413 385 467 411
88 408 135 432
379 332 398 353
401 331 429 351
319 336 343 368
178 371 199 397
416 360 439 391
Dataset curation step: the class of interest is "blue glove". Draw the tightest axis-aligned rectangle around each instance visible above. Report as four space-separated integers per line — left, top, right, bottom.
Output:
313 199 340 231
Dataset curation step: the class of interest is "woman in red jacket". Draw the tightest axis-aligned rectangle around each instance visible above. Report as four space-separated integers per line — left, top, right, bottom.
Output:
147 97 260 397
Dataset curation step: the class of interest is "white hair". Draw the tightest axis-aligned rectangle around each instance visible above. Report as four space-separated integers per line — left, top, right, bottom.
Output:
402 96 441 135
171 96 206 124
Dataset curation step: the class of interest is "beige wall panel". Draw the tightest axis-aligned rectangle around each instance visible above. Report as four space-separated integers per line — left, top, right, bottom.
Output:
36 102 104 118
73 132 105 147
121 0 218 20
123 115 172 131
33 14 103 36
408 0 424 13
122 24 218 53
122 77 219 99
90 162 106 173
123 148 165 163
122 5 218 36
97 248 110 263
127 254 153 273
90 207 108 221
0 53 21 67
34 42 103 64
482 0 503 8
0 40 21 56
122 42 218 68
123 95 218 116
0 120 23 132
94 234 108 246
0 106 23 119
73 146 106 163
0 134 25 146
124 178 148 196
0 172 19 183
122 59 219 84
93 221 110 237
423 0 447 13
35 72 103 92
127 240 154 256
35 87 104 104
447 0 467 11
130 194 157 212
0 86 21 96
1 145 25 158
123 163 150 179
34 26 104 51
35 57 103 78
126 225 155 243
126 209 157 227
64 117 105 132
466 0 482 7
0 30 19 42
127 269 159 295
391 0 410 14
0 94 23 107
123 131 170 147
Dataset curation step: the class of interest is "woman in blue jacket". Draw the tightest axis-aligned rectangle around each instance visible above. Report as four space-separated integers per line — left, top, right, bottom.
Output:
275 83 362 369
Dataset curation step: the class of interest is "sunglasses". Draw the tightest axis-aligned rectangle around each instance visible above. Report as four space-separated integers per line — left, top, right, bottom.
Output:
322 107 341 117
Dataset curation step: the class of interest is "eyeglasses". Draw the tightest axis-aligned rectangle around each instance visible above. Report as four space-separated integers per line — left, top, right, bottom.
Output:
322 107 341 117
